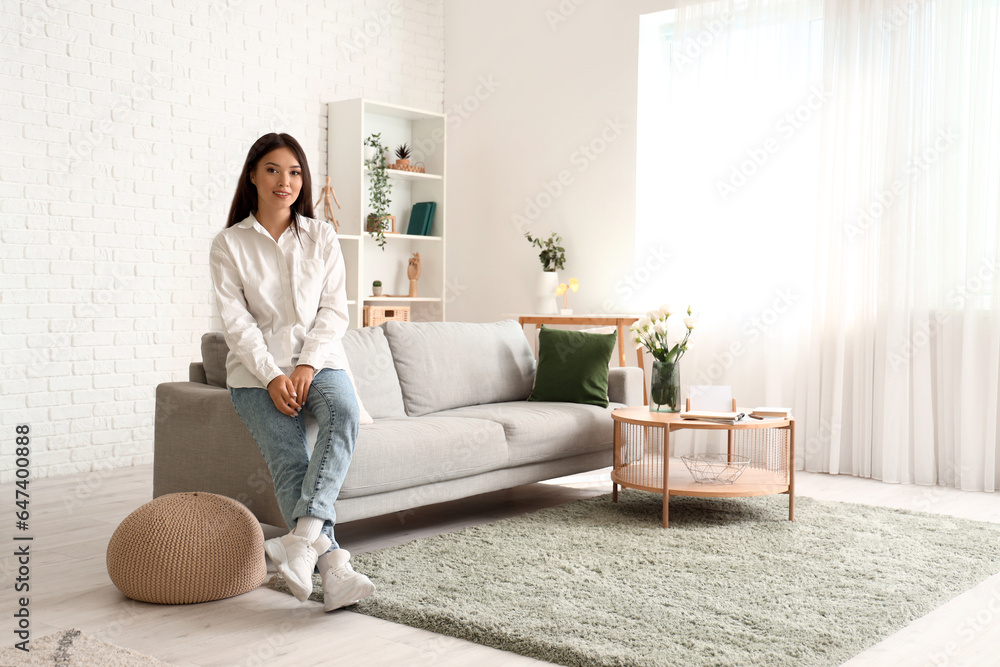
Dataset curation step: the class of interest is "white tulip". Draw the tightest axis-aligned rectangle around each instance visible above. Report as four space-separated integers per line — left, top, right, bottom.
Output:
684 316 698 330
637 317 652 332
659 304 674 317
653 320 669 335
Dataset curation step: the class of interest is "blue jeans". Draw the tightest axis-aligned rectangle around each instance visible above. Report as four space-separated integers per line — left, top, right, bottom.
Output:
229 369 359 549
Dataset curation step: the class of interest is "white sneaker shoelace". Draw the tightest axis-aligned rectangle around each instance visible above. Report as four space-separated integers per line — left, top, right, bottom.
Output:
322 549 376 612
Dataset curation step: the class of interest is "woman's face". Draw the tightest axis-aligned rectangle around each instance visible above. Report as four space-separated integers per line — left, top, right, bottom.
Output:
250 146 302 218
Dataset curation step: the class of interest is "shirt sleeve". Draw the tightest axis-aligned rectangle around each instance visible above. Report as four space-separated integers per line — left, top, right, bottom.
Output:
297 227 350 370
209 235 285 387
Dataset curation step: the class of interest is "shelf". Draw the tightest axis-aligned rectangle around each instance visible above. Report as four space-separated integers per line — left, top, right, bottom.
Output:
364 297 442 303
376 233 441 242
383 168 442 182
329 97 446 328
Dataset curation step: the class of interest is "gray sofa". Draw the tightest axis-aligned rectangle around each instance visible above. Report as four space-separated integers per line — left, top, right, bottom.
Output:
153 320 644 528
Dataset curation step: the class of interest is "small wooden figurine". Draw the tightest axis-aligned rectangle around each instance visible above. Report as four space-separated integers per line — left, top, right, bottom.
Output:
315 176 342 231
407 252 421 297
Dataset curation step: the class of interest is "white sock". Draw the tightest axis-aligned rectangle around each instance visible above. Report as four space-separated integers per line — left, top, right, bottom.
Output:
292 517 324 543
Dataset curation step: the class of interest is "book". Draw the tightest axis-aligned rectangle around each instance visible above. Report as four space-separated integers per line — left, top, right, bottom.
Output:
679 410 746 424
406 201 436 236
750 407 792 418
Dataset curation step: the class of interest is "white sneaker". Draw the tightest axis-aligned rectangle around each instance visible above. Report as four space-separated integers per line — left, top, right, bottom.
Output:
264 533 331 602
321 549 376 612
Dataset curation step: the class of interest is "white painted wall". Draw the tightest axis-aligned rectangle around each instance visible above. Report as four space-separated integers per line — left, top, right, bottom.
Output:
443 0 673 323
0 0 444 482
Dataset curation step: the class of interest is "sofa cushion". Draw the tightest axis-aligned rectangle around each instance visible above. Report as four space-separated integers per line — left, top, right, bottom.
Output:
431 401 621 466
528 326 617 407
338 416 508 498
341 327 406 419
201 333 229 388
383 320 536 416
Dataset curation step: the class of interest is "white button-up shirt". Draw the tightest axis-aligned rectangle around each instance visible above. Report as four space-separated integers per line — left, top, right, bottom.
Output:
209 214 349 389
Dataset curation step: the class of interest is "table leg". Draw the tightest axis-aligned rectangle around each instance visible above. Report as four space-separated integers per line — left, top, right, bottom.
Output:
612 419 620 503
616 321 627 368
788 420 796 521
662 427 670 528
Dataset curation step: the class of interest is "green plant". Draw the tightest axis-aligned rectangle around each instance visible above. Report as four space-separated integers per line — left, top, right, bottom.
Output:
364 133 391 249
524 232 565 272
372 280 382 287
395 143 410 161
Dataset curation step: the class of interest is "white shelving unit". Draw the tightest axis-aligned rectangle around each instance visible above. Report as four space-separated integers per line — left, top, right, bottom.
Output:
327 99 446 328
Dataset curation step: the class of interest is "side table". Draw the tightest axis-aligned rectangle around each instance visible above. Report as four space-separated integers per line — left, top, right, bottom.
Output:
610 407 795 527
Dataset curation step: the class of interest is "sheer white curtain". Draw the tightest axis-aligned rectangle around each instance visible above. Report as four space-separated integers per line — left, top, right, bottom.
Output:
807 0 1000 491
637 0 824 456
638 0 1000 489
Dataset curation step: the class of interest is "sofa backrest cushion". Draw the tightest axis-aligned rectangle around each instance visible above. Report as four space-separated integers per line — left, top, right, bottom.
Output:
201 333 229 388
383 320 536 416
340 326 406 419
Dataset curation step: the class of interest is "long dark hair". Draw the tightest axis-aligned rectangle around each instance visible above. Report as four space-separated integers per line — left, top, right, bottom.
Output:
225 133 315 230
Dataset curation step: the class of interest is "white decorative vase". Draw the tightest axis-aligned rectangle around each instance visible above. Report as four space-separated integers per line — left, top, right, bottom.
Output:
535 271 559 314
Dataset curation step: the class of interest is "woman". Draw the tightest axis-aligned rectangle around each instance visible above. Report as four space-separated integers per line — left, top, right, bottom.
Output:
209 133 375 612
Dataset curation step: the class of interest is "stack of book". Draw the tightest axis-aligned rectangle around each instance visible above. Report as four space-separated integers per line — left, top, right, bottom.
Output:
748 407 792 419
406 201 436 236
679 410 746 424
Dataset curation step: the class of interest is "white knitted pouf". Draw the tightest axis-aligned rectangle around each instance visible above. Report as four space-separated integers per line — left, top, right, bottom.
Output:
107 492 266 604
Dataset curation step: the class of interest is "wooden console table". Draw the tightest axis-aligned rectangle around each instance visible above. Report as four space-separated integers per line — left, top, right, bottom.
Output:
517 314 646 404
611 407 795 527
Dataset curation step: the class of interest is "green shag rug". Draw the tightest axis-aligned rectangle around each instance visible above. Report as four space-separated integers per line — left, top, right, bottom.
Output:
269 491 1000 667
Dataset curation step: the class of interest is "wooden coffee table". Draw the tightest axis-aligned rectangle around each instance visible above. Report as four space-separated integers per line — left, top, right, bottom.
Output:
610 407 795 527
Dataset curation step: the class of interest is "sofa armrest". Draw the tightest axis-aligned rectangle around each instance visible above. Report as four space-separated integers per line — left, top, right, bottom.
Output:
189 362 207 384
153 381 286 529
608 367 644 407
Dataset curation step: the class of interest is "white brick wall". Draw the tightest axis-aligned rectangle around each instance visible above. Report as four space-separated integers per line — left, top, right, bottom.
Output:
0 0 444 482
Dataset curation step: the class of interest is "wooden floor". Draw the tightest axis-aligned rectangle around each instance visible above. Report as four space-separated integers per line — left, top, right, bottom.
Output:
3 465 998 666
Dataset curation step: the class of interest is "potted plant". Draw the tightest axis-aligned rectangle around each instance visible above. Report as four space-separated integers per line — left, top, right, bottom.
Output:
372 280 383 296
364 133 392 249
524 232 566 314
524 232 565 272
630 305 698 412
394 143 411 168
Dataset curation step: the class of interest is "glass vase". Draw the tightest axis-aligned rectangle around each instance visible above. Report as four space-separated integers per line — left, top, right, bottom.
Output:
650 359 680 413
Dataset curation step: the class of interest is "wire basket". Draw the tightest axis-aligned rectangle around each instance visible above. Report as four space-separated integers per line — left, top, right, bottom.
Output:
681 454 750 485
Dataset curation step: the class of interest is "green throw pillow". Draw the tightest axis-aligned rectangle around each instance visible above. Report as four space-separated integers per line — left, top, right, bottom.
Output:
528 326 617 407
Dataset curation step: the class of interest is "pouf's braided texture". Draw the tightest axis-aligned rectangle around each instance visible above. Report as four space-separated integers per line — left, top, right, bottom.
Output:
107 492 266 604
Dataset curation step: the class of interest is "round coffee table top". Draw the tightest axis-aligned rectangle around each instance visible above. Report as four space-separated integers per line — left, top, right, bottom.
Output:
612 406 792 430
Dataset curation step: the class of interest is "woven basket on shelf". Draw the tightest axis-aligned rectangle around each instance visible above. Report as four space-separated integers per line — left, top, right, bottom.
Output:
364 305 410 327
106 492 266 604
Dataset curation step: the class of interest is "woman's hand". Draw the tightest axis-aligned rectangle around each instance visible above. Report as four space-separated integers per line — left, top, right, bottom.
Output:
267 375 300 416
289 364 315 405
267 366 315 416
